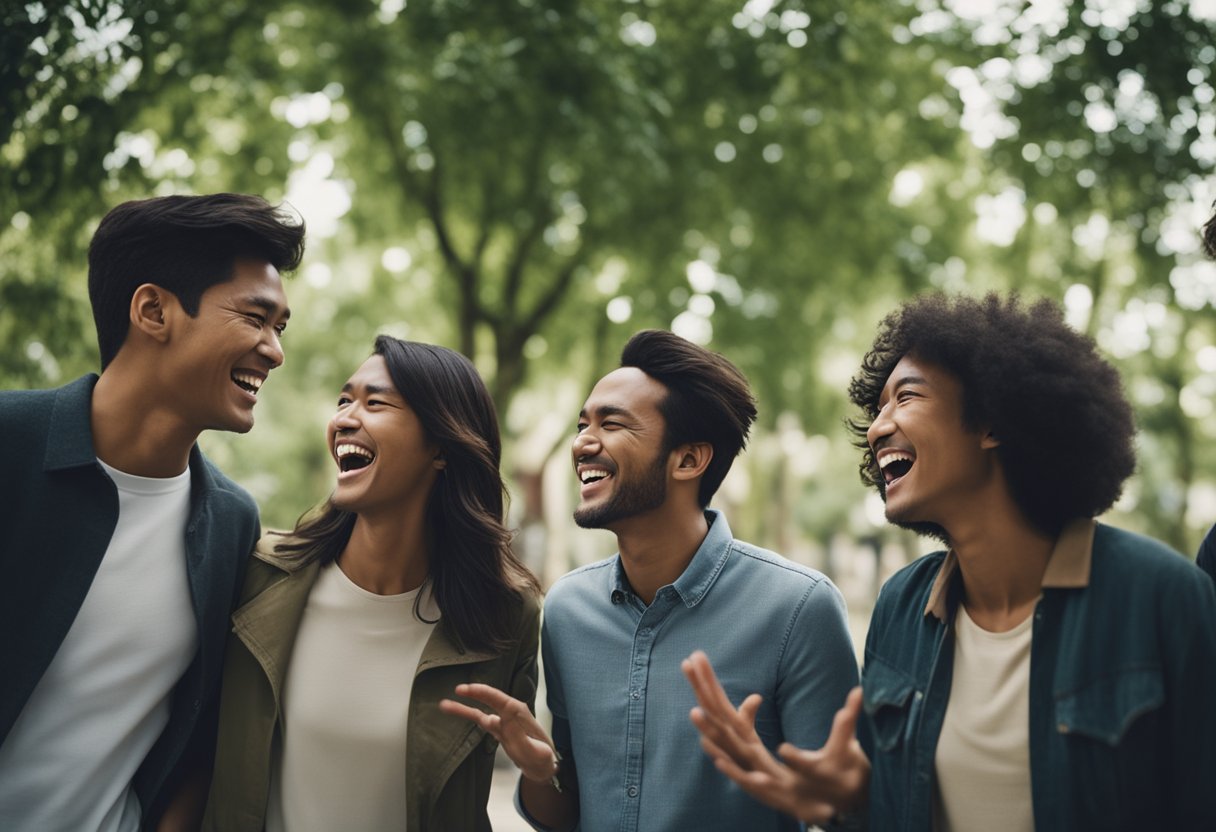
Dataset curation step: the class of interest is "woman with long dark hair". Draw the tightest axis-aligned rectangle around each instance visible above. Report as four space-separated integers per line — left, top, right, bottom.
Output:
202 336 540 831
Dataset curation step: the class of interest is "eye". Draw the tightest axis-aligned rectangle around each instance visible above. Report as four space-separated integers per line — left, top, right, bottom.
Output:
602 420 623 429
576 422 588 433
368 399 386 407
274 322 287 336
246 312 267 326
337 395 352 407
896 389 919 403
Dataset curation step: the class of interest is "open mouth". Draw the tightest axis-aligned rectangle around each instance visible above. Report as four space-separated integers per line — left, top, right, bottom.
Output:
878 451 914 486
577 465 614 488
336 443 375 473
232 371 264 397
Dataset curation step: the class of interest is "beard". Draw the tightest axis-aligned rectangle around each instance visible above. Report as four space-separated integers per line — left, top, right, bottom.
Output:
574 450 668 529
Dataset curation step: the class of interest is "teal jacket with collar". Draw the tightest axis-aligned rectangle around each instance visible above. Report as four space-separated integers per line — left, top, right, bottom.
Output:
203 536 541 832
859 518 1216 830
0 375 260 828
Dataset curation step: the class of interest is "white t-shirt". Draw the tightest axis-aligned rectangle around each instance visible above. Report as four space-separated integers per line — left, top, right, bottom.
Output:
933 603 1035 832
0 460 196 832
266 561 439 832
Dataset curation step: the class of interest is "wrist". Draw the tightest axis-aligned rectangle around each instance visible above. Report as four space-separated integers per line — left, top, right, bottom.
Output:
522 749 563 791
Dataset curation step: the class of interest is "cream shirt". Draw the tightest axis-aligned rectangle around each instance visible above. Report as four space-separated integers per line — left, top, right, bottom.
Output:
266 561 439 832
933 603 1035 832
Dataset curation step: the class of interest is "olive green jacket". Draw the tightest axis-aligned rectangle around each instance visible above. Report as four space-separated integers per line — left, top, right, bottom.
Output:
202 537 540 831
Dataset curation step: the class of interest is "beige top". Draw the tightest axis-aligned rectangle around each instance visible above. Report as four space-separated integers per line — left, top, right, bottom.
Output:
932 603 1034 832
266 561 439 832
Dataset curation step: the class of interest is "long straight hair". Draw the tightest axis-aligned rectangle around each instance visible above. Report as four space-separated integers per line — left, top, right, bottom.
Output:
275 335 539 652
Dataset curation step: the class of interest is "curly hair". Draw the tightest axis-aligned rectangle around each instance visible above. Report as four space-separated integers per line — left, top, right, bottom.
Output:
846 293 1136 538
1204 201 1216 259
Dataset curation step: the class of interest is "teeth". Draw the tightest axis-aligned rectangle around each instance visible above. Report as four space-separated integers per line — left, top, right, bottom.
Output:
232 372 264 393
579 468 611 485
336 443 374 460
878 451 914 470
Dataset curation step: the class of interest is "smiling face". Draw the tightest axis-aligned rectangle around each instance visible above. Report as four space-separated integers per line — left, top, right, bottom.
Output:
572 367 672 530
327 355 443 517
866 354 999 535
163 257 290 435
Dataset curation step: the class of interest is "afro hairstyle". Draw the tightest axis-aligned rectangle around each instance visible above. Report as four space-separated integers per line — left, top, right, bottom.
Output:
847 293 1136 539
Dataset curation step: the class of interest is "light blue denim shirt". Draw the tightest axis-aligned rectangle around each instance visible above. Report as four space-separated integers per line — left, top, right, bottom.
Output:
520 510 858 832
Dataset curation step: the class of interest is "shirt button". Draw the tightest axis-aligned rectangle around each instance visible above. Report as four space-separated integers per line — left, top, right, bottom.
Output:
640 627 651 636
627 786 638 798
630 689 640 699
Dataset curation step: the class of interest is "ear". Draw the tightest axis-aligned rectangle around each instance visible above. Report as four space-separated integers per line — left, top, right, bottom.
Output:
432 453 446 470
129 284 173 344
671 442 713 482
980 430 1000 450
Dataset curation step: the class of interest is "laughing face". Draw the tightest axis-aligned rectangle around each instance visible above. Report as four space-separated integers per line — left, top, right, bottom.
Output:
163 257 290 435
572 367 671 530
328 355 442 517
866 354 999 534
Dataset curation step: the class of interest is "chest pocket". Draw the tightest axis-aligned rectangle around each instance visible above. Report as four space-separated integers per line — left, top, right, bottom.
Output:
861 656 919 753
1054 665 1164 745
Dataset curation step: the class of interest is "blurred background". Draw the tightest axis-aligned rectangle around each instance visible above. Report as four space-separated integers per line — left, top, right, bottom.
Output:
6 2 1216 801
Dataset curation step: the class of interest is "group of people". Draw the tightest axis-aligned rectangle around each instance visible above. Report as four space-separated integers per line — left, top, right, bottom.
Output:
0 192 1213 832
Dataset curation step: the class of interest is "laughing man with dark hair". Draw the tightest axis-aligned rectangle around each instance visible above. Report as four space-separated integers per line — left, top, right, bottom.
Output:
685 293 1216 831
0 194 303 831
442 330 859 832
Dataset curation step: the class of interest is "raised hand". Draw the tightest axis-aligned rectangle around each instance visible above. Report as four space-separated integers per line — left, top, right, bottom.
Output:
681 650 870 825
439 683 559 784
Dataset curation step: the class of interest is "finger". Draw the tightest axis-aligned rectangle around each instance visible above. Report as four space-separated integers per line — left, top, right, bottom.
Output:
821 686 863 757
438 699 503 739
738 694 763 729
451 682 518 713
682 651 742 720
696 711 785 776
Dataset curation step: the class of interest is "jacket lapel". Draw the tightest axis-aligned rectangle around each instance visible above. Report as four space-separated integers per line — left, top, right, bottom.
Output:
229 556 320 713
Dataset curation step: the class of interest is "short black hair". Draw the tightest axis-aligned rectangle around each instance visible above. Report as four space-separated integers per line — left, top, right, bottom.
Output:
847 293 1136 538
620 330 757 507
87 193 306 368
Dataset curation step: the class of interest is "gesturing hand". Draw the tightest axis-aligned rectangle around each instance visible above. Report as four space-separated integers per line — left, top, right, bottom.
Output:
681 650 870 825
439 683 560 784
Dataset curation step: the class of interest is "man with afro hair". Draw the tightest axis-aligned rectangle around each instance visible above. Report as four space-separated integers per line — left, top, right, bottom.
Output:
684 293 1216 831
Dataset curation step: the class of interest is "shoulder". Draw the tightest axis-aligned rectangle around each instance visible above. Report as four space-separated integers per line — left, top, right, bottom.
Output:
725 537 846 606
1092 522 1208 588
543 556 617 612
0 378 84 429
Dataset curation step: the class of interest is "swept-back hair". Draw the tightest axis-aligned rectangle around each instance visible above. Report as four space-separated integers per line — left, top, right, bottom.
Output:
847 293 1136 539
276 335 538 652
88 193 306 368
620 329 757 507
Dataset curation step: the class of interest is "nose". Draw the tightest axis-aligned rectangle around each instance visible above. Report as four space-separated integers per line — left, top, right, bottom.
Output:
866 400 895 449
332 402 360 432
259 329 285 369
572 427 601 460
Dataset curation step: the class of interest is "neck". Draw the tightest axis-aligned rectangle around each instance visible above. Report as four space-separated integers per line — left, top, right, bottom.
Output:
945 500 1054 632
339 504 430 595
91 363 197 477
612 504 709 605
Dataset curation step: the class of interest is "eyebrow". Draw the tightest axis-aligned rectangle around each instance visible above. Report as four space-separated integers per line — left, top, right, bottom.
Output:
244 295 291 320
879 374 929 405
340 383 398 397
892 374 928 392
578 404 637 421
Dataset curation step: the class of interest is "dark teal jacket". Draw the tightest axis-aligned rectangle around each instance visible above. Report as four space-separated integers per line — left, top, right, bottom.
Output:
0 375 259 828
859 519 1216 831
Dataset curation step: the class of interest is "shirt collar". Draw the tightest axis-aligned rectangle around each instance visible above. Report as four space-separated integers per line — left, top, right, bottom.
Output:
43 374 102 471
924 517 1096 621
610 508 734 608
